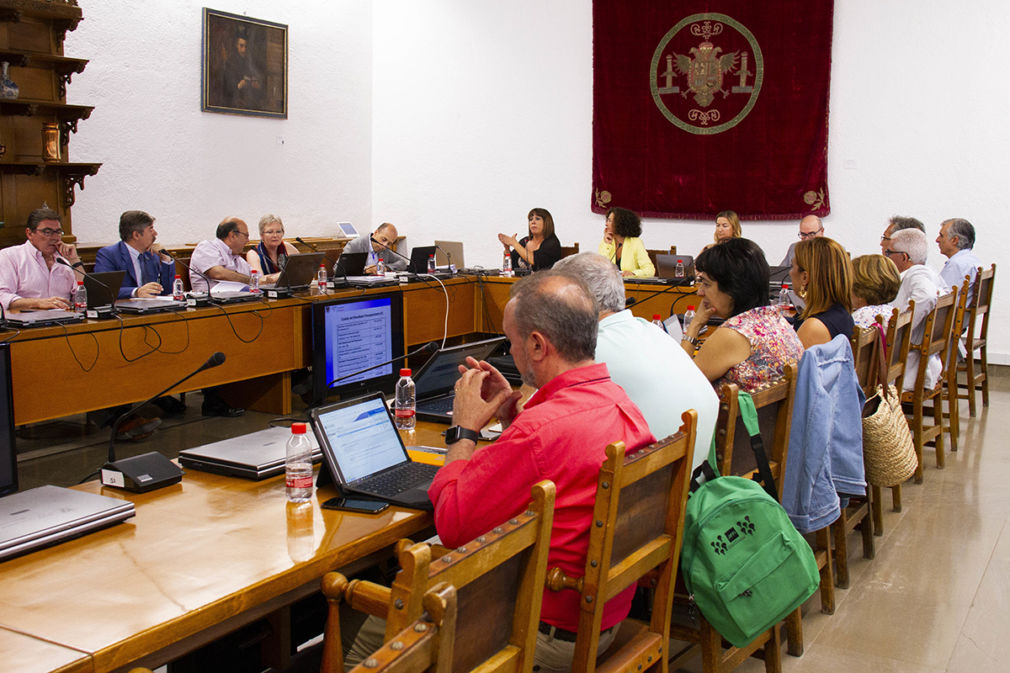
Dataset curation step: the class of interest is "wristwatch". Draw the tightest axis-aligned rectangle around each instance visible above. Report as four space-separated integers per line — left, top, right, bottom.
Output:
445 426 480 445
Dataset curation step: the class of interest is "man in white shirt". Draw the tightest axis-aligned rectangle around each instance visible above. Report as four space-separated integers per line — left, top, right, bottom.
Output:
189 217 278 293
554 252 719 470
936 218 982 296
886 229 950 390
879 215 925 254
338 222 407 274
780 215 824 266
0 207 81 311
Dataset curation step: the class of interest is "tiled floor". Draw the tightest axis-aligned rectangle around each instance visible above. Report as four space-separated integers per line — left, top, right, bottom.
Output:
15 376 1010 672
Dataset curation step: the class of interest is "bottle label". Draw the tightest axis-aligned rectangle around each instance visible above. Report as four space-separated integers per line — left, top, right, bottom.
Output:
286 474 313 489
395 408 415 418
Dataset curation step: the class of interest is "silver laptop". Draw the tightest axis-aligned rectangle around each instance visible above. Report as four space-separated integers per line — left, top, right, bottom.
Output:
414 336 507 423
2 308 83 328
179 426 322 480
434 240 464 269
115 297 187 314
308 393 439 511
0 485 135 561
656 253 695 280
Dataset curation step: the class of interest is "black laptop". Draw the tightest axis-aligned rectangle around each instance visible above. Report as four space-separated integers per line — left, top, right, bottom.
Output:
333 251 367 277
407 246 437 274
84 270 125 309
308 393 439 510
413 336 508 423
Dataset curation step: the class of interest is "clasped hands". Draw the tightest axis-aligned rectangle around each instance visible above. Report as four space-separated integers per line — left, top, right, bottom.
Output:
450 356 522 433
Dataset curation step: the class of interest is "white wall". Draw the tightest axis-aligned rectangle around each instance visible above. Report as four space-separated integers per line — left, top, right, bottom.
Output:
65 0 372 245
372 0 1010 362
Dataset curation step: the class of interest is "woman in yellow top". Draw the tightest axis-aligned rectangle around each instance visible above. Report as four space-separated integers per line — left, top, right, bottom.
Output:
597 207 655 277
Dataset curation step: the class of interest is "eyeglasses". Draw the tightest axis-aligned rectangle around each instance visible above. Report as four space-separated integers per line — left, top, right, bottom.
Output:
36 228 64 237
883 249 906 258
798 228 824 239
262 229 284 236
880 235 891 243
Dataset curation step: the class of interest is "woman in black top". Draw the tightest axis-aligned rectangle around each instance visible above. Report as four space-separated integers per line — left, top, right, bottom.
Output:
790 237 855 348
497 207 562 271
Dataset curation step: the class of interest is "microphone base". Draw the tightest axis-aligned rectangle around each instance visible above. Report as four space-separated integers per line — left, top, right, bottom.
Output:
265 287 292 298
185 294 211 307
85 305 116 320
101 452 183 493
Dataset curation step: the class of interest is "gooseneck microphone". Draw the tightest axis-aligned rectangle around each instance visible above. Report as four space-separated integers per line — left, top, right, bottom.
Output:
107 352 226 463
160 249 218 294
295 236 319 252
55 257 114 294
326 341 438 388
432 243 453 272
369 235 412 263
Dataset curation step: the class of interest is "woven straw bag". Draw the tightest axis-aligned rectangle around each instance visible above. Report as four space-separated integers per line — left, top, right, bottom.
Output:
861 324 917 487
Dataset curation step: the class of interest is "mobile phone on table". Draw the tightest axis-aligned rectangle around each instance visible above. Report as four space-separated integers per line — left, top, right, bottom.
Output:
322 496 390 514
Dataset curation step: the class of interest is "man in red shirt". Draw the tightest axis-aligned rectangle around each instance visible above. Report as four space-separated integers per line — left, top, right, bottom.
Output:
430 271 655 671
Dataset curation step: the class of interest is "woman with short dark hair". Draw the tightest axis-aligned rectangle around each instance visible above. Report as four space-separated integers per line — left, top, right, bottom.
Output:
598 206 655 277
681 238 803 391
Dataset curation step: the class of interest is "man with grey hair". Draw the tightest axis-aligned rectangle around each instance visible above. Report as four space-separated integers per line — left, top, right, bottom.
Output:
554 252 717 471
880 215 925 254
936 218 982 292
780 214 824 266
886 228 950 390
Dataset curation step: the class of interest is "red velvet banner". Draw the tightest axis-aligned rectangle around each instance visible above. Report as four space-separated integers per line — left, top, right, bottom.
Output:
592 1 833 220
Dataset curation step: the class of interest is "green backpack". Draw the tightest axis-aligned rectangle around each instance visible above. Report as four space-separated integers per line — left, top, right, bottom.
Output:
680 391 819 648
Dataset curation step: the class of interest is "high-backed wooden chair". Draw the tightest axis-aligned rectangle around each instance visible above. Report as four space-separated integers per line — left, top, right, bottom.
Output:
345 584 457 673
901 291 957 483
543 412 696 673
957 264 995 417
868 306 914 536
560 241 580 258
942 280 972 451
646 245 677 270
320 481 556 673
670 369 818 673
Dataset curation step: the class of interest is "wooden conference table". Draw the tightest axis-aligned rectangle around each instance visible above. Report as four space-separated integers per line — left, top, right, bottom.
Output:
5 275 698 426
1 423 450 673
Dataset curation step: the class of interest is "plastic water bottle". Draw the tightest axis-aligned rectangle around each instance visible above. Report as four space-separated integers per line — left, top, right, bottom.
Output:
683 305 696 333
376 257 386 276
652 313 668 333
317 264 327 289
249 269 260 294
73 281 87 316
286 422 314 503
172 275 185 301
427 254 436 274
395 368 416 430
675 259 685 278
502 251 513 277
778 283 791 307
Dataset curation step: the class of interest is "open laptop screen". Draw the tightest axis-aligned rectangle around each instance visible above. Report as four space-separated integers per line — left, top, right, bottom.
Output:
313 395 406 484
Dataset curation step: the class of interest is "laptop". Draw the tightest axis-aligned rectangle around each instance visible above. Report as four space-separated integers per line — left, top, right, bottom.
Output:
308 393 440 510
0 485 135 562
210 290 262 304
414 336 508 423
179 426 323 480
84 271 125 309
333 251 367 277
2 309 83 328
656 254 695 280
337 222 358 238
261 252 325 294
115 297 187 314
434 240 464 269
407 246 437 274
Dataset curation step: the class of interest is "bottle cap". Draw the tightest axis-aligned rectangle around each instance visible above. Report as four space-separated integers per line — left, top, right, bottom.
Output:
652 314 661 320
400 368 411 377
687 305 695 310
175 274 181 279
319 264 324 268
291 422 307 434
77 280 83 286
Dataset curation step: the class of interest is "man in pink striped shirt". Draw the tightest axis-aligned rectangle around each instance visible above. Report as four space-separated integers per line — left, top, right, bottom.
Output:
0 207 82 312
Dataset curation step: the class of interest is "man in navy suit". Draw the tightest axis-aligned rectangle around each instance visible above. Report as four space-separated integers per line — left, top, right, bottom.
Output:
94 210 174 299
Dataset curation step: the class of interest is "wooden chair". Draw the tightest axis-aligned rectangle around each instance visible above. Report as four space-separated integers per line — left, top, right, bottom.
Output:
560 241 580 258
669 369 817 673
544 412 697 673
646 245 677 270
320 481 556 673
345 583 458 673
901 291 957 483
957 264 995 417
942 279 972 451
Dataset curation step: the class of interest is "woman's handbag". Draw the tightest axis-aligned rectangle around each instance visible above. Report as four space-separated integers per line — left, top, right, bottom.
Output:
861 324 917 487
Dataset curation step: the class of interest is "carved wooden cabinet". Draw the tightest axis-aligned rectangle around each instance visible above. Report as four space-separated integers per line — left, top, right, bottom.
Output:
0 0 99 247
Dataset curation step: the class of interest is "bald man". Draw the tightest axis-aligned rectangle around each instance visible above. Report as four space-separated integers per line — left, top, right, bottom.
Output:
780 215 824 266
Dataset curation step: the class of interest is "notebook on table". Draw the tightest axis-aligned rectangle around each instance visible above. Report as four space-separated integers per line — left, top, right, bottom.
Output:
308 393 440 511
0 485 135 562
179 426 322 480
413 336 508 423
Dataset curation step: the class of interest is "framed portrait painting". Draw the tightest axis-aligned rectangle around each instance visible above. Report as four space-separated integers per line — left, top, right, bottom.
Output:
202 8 288 118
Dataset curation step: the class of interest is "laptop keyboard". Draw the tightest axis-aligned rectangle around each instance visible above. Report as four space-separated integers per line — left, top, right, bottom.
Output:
418 396 454 414
360 462 437 497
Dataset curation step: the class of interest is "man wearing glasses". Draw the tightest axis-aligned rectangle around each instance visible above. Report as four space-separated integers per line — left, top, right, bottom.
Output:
0 207 81 311
189 216 279 294
780 215 824 266
879 215 925 254
885 228 949 390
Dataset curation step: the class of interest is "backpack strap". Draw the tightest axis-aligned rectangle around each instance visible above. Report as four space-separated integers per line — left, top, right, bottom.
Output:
738 391 779 501
689 432 721 493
